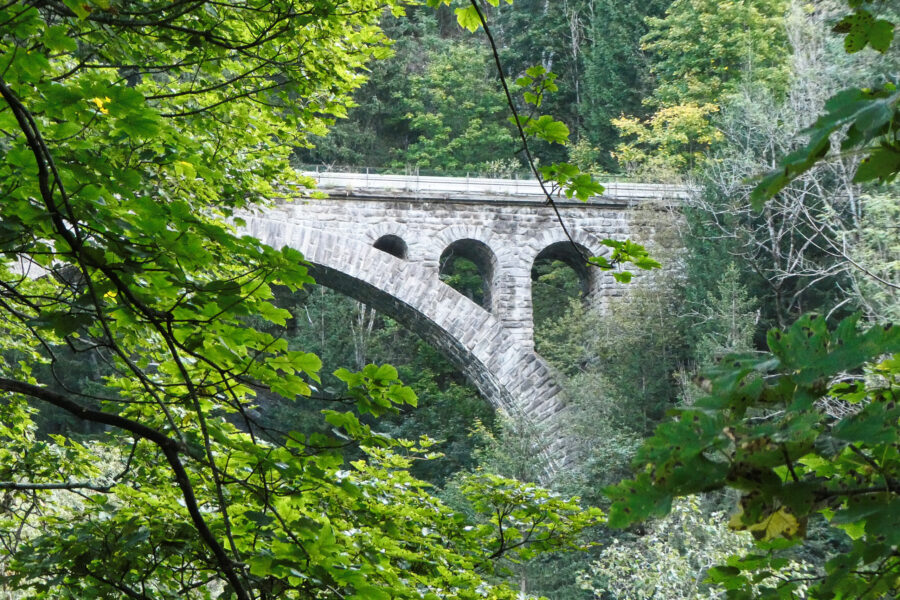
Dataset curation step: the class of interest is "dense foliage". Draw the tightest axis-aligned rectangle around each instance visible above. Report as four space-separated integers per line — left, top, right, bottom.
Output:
296 0 673 173
608 316 899 598
0 2 603 598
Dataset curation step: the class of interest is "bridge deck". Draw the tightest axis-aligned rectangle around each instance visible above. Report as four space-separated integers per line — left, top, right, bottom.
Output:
300 171 691 204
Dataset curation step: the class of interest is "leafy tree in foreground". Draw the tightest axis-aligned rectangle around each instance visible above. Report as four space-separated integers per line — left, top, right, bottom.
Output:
0 2 603 598
608 314 900 599
753 0 899 202
607 5 900 598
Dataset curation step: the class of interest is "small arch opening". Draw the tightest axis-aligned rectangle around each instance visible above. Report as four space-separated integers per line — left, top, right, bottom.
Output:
531 241 592 330
439 239 496 310
373 234 408 259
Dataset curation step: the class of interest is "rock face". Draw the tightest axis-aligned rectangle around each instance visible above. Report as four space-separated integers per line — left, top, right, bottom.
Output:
242 174 686 475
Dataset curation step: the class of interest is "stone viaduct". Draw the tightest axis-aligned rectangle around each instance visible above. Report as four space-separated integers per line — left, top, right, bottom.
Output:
242 171 687 469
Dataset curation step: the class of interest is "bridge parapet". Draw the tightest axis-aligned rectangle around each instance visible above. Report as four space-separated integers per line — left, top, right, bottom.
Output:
300 170 691 205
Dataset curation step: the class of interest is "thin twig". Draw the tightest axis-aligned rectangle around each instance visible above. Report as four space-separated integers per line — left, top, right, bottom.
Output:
469 0 591 265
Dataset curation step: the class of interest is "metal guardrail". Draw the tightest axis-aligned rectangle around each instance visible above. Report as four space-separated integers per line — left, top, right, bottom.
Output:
294 163 640 183
296 168 692 203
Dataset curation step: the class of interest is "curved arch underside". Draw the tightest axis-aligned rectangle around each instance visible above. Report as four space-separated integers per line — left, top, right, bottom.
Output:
373 234 407 259
533 240 594 297
241 215 566 468
439 238 497 312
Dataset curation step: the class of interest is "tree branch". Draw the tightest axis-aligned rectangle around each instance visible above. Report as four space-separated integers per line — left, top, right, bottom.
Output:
469 0 591 266
0 481 113 492
0 377 252 600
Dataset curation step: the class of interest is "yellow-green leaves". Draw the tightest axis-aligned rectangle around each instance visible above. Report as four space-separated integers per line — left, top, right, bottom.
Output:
539 162 603 201
607 314 900 599
521 114 570 145
61 0 91 19
449 0 515 32
516 64 558 107
455 5 483 32
613 102 723 176
334 363 418 418
588 238 661 283
729 506 803 541
458 472 604 563
43 25 77 52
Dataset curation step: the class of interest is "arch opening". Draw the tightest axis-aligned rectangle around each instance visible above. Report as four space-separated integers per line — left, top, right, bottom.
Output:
373 234 408 259
439 239 497 311
531 241 593 331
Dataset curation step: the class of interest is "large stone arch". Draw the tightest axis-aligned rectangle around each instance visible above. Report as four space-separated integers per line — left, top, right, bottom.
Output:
431 225 529 340
241 214 566 471
430 224 499 263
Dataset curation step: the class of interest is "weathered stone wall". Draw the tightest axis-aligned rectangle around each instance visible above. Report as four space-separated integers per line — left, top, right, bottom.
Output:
270 190 660 349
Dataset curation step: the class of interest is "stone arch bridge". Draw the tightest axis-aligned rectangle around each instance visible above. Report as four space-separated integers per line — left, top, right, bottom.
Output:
242 171 687 469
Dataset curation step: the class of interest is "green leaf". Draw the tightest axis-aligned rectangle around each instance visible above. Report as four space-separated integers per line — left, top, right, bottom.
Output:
372 363 398 381
454 5 482 32
350 586 391 600
605 473 673 527
292 352 322 376
62 0 91 19
853 146 900 182
387 384 417 407
43 25 78 52
869 19 895 52
523 115 570 144
841 10 876 52
117 117 161 139
835 10 895 53
832 401 900 444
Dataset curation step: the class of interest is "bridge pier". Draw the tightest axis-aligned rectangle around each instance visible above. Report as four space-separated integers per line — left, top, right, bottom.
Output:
493 266 536 351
